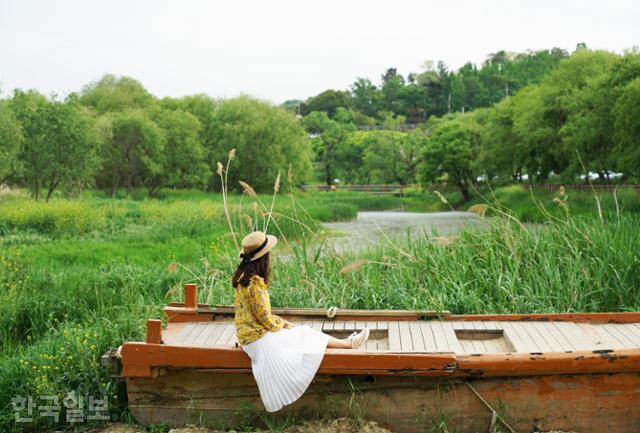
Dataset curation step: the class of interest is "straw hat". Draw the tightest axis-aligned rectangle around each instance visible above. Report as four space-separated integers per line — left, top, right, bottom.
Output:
239 231 277 264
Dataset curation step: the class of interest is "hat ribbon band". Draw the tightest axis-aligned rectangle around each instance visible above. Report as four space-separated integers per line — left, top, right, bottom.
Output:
240 236 269 264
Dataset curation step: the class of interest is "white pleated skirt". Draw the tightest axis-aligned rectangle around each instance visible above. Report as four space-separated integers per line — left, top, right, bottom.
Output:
241 325 330 412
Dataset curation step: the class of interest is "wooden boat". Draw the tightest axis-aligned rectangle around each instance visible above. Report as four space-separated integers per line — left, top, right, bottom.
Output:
115 284 640 433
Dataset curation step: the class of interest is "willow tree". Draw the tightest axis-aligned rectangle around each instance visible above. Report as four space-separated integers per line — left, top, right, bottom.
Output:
0 101 24 184
209 96 313 192
10 91 99 200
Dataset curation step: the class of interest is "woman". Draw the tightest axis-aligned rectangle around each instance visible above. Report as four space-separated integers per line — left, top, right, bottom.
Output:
233 230 370 412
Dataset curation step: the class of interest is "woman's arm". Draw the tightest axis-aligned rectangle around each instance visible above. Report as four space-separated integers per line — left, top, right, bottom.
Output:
247 279 291 331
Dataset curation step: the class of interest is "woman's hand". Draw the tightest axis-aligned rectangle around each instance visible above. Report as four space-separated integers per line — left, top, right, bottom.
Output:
283 320 295 329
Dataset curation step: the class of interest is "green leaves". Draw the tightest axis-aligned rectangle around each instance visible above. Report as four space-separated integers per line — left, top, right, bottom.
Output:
419 114 480 200
9 91 100 201
0 101 24 184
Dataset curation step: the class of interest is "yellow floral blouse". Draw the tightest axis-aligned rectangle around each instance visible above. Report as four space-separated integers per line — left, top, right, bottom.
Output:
234 275 294 346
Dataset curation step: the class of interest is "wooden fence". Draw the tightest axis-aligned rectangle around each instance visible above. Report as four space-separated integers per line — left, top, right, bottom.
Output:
301 184 407 195
522 184 640 193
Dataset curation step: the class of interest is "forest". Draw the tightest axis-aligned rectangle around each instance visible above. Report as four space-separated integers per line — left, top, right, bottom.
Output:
1 44 639 201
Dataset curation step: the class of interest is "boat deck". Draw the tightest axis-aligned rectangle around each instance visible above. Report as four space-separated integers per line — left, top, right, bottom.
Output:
118 284 640 379
117 284 640 433
163 318 640 354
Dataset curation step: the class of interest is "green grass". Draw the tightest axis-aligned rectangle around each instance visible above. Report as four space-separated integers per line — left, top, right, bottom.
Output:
0 186 639 431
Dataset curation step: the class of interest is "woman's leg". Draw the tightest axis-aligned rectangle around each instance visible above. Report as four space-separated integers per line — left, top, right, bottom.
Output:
326 335 352 349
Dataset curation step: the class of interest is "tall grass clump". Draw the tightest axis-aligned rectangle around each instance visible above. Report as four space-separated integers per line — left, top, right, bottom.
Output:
0 199 108 236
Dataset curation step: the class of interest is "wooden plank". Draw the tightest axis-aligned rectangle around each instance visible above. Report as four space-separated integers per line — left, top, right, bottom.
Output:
344 321 356 331
592 325 627 349
621 323 640 344
516 322 541 351
468 322 488 353
388 321 401 351
537 322 569 352
602 324 636 348
501 321 529 353
398 321 413 352
213 324 235 346
323 321 335 332
366 321 377 331
509 322 542 352
409 322 426 352
448 311 640 323
613 324 640 347
377 321 388 330
483 321 503 330
203 324 227 347
419 321 438 352
440 322 461 353
577 323 615 350
559 322 595 351
546 322 574 351
182 323 209 346
527 322 554 352
193 323 219 346
311 321 323 333
430 322 449 352
168 323 193 346
223 324 238 345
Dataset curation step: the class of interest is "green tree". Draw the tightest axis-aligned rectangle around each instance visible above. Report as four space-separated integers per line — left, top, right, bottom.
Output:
476 100 521 181
210 96 312 192
304 110 356 185
100 109 166 195
301 90 351 117
510 85 560 181
350 78 380 117
79 74 154 114
551 50 618 180
10 91 100 200
419 114 479 200
154 108 210 189
0 101 24 184
614 77 640 178
361 130 421 184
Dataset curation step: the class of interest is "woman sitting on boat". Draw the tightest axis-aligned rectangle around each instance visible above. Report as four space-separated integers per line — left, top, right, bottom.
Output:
233 231 370 412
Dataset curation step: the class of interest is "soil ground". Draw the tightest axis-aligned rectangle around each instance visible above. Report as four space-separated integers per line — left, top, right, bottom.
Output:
90 420 575 433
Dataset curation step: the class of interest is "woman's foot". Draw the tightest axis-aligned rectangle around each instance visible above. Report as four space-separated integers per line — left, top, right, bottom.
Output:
349 328 370 349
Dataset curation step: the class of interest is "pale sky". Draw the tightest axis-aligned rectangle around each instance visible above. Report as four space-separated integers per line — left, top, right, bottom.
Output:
1 0 638 104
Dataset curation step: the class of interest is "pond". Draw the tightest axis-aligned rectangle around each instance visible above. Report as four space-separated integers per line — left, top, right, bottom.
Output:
322 210 487 253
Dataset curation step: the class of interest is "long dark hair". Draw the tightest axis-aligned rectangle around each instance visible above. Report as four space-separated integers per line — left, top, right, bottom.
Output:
232 252 270 288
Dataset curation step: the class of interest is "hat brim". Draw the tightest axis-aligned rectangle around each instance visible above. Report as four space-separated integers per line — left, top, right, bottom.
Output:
238 234 277 261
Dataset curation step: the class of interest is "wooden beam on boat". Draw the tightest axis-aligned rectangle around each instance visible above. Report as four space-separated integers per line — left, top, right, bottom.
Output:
120 338 640 379
163 304 451 323
447 312 640 323
120 342 457 378
455 348 640 377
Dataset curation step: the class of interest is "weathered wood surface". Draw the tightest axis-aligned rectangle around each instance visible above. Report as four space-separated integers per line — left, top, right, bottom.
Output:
126 369 640 433
162 319 640 354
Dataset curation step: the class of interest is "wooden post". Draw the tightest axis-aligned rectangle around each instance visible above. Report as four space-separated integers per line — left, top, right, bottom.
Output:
146 319 162 344
184 283 198 309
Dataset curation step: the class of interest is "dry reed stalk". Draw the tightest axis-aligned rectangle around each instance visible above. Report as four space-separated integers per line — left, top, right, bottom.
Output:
218 150 239 251
432 235 460 247
264 171 281 232
239 180 257 197
241 214 253 230
433 190 454 211
576 150 603 224
467 203 489 217
339 259 368 274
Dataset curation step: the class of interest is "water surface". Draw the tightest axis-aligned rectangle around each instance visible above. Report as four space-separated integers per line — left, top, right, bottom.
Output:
323 211 486 253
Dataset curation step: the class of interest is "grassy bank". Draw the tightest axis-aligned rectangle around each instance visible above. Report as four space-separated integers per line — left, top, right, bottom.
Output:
0 187 639 431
